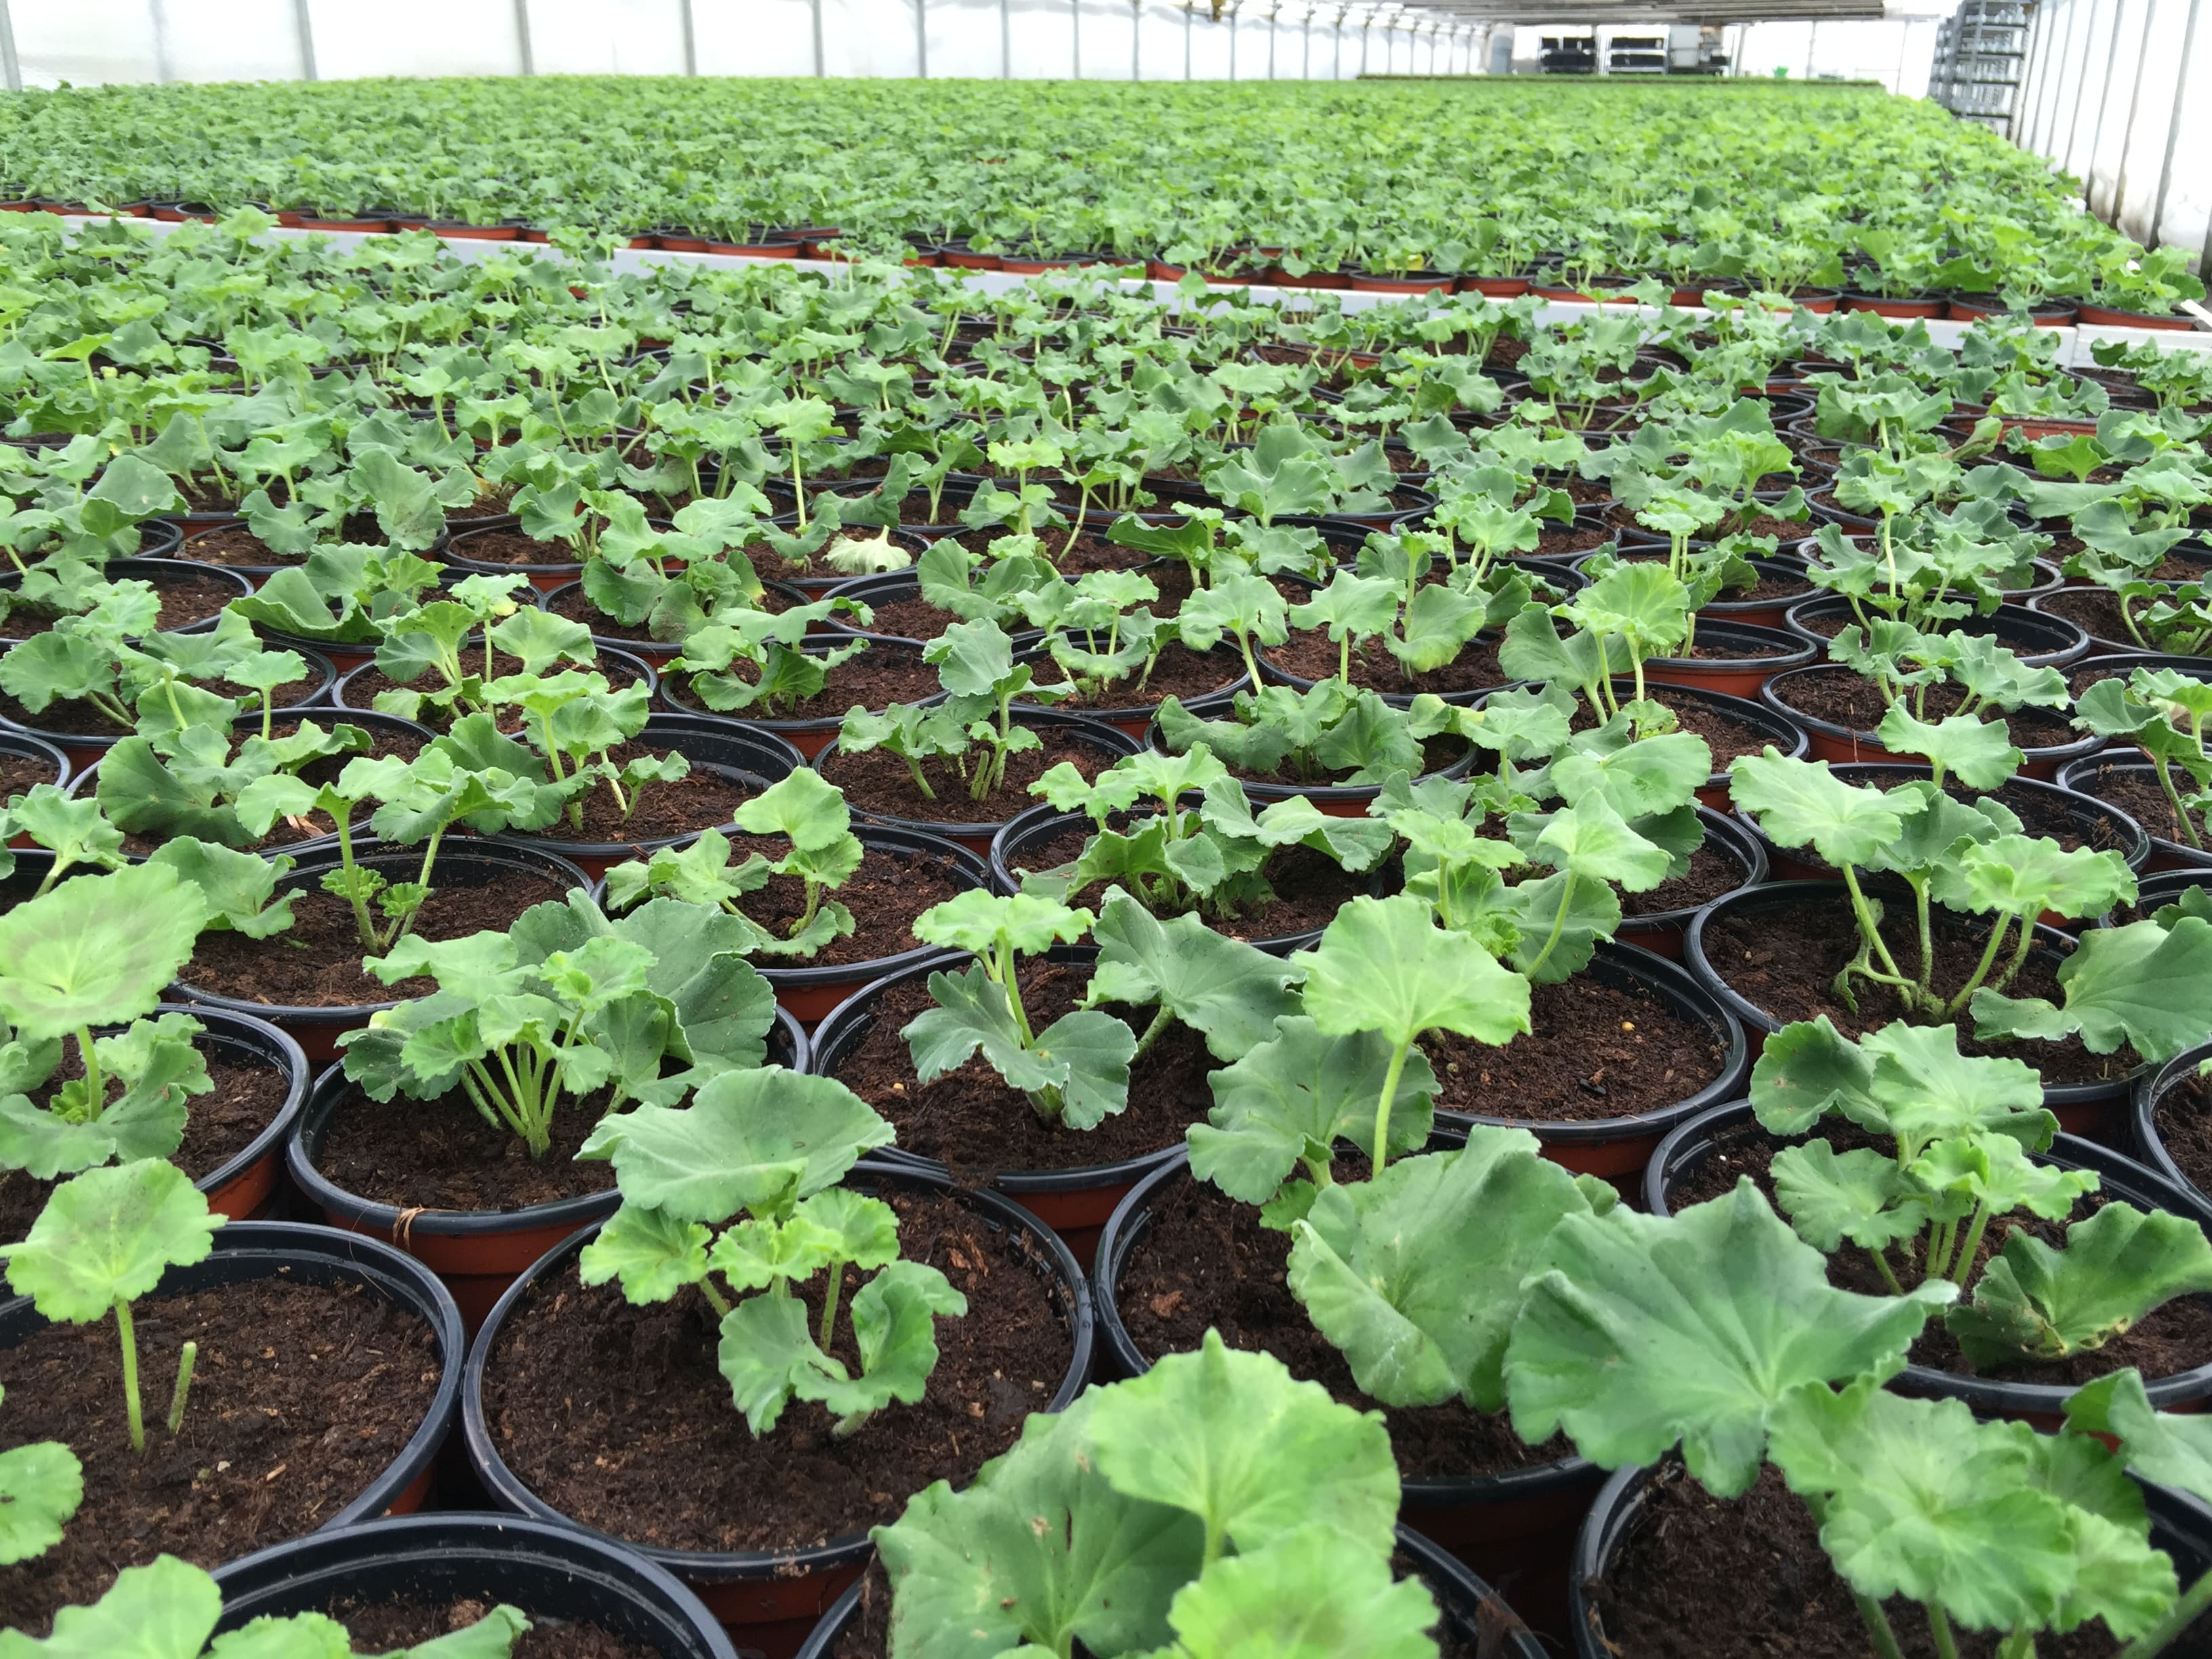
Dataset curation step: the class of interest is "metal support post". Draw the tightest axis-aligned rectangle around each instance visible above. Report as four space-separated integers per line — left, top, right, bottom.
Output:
1134 0 1143 79
513 0 533 75
292 0 316 80
1072 0 1082 77
0 0 18 93
813 0 826 75
916 0 928 76
149 0 173 82
1005 0 1015 77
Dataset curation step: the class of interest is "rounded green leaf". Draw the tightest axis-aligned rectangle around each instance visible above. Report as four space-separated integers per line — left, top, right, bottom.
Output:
1288 895 1530 1052
3 1159 220 1326
0 865 210 1041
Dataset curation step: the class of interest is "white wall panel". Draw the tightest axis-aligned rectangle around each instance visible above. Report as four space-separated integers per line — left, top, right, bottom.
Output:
529 0 687 75
697 0 815 74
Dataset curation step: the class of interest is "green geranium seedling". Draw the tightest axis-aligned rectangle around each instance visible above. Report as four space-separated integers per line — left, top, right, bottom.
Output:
903 891 1135 1129
578 1068 958 1439
0 1384 81 1567
0 1160 221 1453
1288 894 1529 1173
602 769 864 958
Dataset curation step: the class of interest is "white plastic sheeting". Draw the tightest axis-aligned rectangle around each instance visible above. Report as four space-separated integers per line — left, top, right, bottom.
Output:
2008 0 2211 273
1 0 1446 86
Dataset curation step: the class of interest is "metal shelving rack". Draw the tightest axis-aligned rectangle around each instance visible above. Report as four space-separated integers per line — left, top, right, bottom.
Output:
1929 0 2035 131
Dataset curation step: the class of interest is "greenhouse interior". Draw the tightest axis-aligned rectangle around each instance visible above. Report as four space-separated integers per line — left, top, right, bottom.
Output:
3 0 2212 1655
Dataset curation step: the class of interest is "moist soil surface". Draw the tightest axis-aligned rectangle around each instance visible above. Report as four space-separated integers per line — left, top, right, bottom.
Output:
5 568 241 636
821 733 1119 825
1423 972 1727 1124
1029 642 1243 714
2075 761 2208 846
1770 666 2079 751
0 1275 443 1634
1007 819 1367 943
184 865 575 1008
1671 1118 2212 1385
493 740 756 846
0 750 60 798
829 958 1210 1175
311 1082 620 1211
834 594 1010 644
1593 1460 2212 1659
726 837 974 968
1620 841 1750 918
0 1045 292 1241
1263 630 1511 698
446 527 582 570
2039 585 2166 649
337 649 649 730
1701 893 2125 1086
327 1595 655 1659
1115 1165 1572 1481
945 525 1155 579
176 525 310 567
479 1185 1075 1554
2154 1073 2212 1204
108 720 426 857
663 645 943 723
0 669 322 737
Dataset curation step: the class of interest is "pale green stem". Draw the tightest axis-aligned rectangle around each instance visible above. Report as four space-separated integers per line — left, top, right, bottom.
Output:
117 1298 145 1454
167 1340 198 1435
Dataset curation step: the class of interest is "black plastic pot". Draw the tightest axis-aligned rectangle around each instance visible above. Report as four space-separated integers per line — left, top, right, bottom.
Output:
813 567 1039 651
287 1006 805 1332
461 1160 1094 1648
1090 1149 1599 1643
213 1512 737 1658
1783 594 2091 670
1615 806 1769 960
1254 636 1506 711
171 1004 312 1221
1576 551 1813 631
2060 756 2212 872
0 553 238 646
815 706 1143 857
1683 880 2142 1140
484 712 801 878
987 801 1359 957
1439 941 1749 1183
1637 618 1818 702
1570 1459 2211 1656
1645 1100 2212 1417
2134 1040 2212 1218
2104 869 2212 928
442 522 580 591
173 838 594 1063
332 642 659 728
656 638 937 760
0 726 70 792
1019 645 1250 739
0 643 337 773
1760 662 2106 781
171 520 323 583
809 948 1174 1267
0 1219 464 1519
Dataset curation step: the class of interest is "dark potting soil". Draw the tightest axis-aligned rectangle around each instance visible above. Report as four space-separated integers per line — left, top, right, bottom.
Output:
1619 842 1748 918
1116 1166 1569 1480
727 837 970 968
1263 630 1509 698
1010 821 1366 943
314 1078 619 1212
480 1187 1074 1554
111 723 424 857
1672 1118 2212 1386
820 733 1116 825
2154 1074 2212 1205
1568 685 1780 769
1771 666 2078 751
0 752 60 799
1603 552 1814 606
2076 762 2207 846
495 741 755 845
546 582 802 648
0 1049 291 1241
178 525 308 567
1423 973 1726 1124
448 527 579 570
340 649 647 730
1701 895 2124 1085
328 1594 655 1659
1535 522 1614 559
0 1276 443 1635
830 958 1210 1175
2041 586 2156 649
1595 1460 2212 1659
0 669 320 737
1031 642 1243 714
669 646 943 722
5 568 240 636
836 594 976 643
184 867 575 1008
